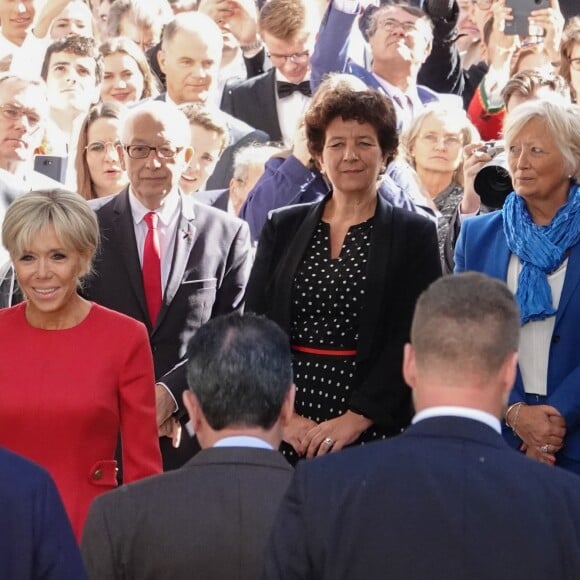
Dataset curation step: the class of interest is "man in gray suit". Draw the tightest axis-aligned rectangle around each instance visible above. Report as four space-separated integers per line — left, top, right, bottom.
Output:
81 312 295 580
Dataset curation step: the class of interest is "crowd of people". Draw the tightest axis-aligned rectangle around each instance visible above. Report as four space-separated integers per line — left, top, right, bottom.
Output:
0 0 579 578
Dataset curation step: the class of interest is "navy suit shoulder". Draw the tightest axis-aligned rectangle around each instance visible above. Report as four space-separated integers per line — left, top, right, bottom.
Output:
194 188 230 211
0 448 86 580
264 416 580 580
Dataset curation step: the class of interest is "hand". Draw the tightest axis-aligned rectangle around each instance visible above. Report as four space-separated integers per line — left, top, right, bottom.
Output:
158 416 182 448
521 442 556 466
515 404 566 451
528 0 564 62
282 413 318 453
460 142 490 214
155 383 177 426
33 0 71 38
489 0 518 59
300 411 373 459
199 0 259 45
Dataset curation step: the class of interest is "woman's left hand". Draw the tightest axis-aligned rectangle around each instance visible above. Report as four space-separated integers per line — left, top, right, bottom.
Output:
300 411 373 459
521 442 557 466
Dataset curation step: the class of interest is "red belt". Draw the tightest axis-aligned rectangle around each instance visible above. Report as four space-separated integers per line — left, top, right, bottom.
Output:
292 345 357 356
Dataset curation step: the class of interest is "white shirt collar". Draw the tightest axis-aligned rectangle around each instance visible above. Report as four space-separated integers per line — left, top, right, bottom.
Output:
412 406 502 434
213 436 273 450
128 186 180 226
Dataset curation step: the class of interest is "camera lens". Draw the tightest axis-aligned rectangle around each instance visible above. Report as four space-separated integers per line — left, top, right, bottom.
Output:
473 152 513 209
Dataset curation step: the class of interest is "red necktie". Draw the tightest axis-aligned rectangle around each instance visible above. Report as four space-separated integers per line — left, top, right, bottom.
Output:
142 212 162 324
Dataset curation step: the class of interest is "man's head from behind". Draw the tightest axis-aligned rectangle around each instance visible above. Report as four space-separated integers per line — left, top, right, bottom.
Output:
259 0 315 85
183 313 295 449
404 273 519 417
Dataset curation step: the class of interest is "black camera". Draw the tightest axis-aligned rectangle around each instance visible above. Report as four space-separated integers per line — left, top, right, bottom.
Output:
473 141 513 210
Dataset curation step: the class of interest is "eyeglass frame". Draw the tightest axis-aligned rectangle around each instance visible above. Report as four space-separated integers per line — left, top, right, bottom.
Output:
122 144 184 159
266 50 310 66
84 140 122 155
418 133 463 147
0 103 42 132
471 0 494 10
376 17 423 33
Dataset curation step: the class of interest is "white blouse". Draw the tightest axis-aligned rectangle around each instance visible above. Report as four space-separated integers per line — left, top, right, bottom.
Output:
507 254 567 396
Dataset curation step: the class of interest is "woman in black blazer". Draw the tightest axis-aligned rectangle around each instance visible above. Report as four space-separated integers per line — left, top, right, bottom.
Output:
246 87 441 461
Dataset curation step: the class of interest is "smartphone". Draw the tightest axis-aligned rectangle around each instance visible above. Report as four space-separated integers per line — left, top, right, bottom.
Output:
504 0 550 35
33 155 68 184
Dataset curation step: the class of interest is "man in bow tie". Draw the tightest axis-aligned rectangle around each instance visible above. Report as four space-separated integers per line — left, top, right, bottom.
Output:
221 0 315 147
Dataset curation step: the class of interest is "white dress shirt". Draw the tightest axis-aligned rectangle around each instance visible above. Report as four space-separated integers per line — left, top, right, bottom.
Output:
413 406 502 434
275 69 311 147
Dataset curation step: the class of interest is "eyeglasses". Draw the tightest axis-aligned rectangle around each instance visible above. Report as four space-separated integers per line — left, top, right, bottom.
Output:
419 133 463 146
84 140 121 155
267 50 310 66
123 144 183 159
0 103 41 131
570 58 580 71
377 18 421 33
471 0 494 10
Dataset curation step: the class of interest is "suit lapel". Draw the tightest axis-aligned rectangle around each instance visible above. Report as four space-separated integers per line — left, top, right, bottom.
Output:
266 70 283 141
113 190 150 321
555 242 580 326
157 194 196 330
356 196 393 361
273 201 326 331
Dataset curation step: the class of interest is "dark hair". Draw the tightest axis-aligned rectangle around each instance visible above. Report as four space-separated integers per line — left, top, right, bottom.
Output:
185 313 293 430
41 34 104 84
305 86 398 164
501 69 570 109
363 1 433 41
411 273 519 376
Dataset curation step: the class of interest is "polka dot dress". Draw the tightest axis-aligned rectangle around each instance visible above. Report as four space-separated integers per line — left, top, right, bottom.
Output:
283 218 385 462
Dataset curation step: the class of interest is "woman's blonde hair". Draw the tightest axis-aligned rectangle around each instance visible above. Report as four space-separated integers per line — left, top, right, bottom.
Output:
2 189 99 278
400 103 480 187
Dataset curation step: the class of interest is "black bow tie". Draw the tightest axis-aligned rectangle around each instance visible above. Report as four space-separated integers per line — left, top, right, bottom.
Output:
276 80 312 98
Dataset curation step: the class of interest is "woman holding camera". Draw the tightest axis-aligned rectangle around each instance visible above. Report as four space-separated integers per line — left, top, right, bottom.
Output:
455 100 580 474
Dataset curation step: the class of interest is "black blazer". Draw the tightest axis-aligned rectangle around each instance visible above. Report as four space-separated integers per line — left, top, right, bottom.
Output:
265 416 580 579
246 195 441 432
221 69 282 142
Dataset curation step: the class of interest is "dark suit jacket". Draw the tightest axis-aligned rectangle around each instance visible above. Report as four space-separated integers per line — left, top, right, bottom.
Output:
195 188 230 212
455 210 580 463
246 195 441 432
264 416 580 580
221 69 283 142
0 448 86 580
154 93 270 189
81 446 293 580
83 189 252 468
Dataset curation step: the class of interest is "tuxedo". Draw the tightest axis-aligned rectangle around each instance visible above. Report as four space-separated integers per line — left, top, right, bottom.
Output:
0 448 86 580
264 416 580 579
84 189 252 469
81 447 293 580
221 69 282 142
155 93 270 189
246 195 441 430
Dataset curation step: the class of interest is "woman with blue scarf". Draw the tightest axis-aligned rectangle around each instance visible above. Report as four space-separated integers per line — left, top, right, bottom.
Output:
455 99 580 473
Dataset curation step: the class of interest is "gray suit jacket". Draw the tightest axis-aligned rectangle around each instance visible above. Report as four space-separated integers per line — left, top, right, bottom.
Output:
81 447 293 580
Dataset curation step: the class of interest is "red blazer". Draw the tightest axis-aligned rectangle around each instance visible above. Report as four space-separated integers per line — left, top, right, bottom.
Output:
0 302 162 539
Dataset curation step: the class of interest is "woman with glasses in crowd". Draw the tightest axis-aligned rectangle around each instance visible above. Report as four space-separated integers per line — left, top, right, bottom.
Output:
75 101 128 200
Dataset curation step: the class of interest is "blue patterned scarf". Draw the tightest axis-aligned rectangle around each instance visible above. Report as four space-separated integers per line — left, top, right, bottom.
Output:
502 183 580 325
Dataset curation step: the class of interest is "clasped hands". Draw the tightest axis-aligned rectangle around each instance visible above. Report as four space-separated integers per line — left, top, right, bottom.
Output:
283 411 373 459
156 384 182 448
515 404 566 466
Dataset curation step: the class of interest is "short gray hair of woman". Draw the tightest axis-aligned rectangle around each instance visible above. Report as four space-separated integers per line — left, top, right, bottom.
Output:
503 100 580 183
2 189 99 277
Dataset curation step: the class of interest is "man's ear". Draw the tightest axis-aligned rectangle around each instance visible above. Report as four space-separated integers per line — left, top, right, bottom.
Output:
157 49 166 74
280 384 296 426
402 343 417 390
